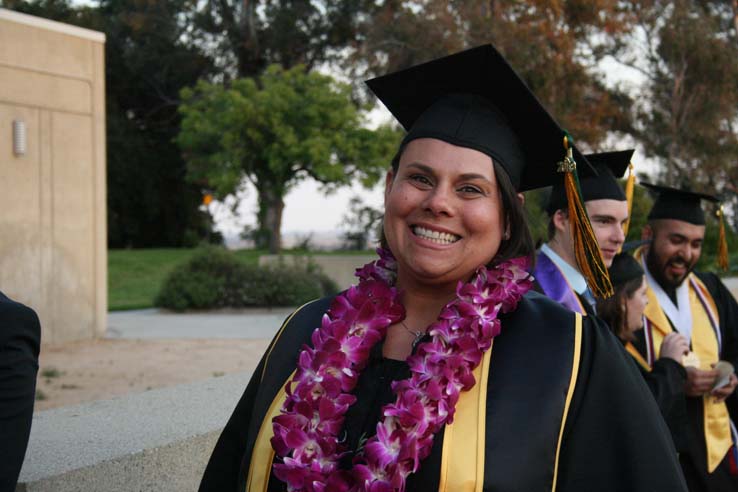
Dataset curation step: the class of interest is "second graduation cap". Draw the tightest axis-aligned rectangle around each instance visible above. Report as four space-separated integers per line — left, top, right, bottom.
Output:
547 149 635 214
642 183 718 225
365 44 596 191
608 240 649 287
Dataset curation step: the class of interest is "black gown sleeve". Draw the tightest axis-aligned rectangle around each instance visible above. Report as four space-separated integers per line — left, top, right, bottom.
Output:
199 355 266 492
556 316 688 492
0 293 41 492
642 358 687 416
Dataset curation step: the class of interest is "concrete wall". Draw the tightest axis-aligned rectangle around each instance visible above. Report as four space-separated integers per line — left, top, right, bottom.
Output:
0 9 107 343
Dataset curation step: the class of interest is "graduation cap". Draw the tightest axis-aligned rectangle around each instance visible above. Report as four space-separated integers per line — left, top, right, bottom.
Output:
642 183 729 270
365 44 597 191
366 44 613 297
546 149 635 215
608 240 649 287
642 183 718 225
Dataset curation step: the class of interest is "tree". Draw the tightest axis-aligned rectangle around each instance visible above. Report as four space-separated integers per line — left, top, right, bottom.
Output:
607 0 738 230
178 64 399 253
191 0 370 78
347 0 635 149
341 196 383 250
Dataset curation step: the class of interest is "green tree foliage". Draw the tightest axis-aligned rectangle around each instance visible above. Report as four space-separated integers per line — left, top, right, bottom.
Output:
100 0 220 247
178 65 400 253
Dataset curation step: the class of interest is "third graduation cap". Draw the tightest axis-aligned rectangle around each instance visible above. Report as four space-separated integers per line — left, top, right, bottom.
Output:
547 149 634 214
365 44 596 192
642 183 719 225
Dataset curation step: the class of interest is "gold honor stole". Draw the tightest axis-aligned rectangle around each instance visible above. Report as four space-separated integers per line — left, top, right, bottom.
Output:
245 316 583 491
638 274 732 473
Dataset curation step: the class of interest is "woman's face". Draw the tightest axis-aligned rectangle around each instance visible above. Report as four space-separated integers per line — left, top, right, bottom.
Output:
383 138 505 288
624 277 649 333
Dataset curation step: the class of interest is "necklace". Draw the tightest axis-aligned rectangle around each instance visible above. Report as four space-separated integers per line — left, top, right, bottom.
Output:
400 319 425 348
271 249 532 492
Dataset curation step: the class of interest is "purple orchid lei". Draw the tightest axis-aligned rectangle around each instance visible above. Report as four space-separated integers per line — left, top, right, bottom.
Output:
271 248 532 492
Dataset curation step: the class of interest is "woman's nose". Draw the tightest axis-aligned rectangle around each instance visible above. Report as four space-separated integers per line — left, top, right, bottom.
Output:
423 186 454 216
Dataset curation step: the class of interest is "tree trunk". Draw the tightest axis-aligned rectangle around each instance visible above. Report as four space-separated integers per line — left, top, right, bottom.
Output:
257 187 285 254
238 0 261 77
733 0 738 45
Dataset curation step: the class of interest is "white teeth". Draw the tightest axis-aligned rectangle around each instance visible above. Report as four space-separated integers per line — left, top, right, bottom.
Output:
412 226 459 244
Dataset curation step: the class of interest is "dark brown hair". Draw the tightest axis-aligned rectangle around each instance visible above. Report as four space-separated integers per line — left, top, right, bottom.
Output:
380 143 535 268
596 275 644 342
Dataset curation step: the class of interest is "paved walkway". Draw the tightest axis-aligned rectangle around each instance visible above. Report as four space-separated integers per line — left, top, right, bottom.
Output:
107 278 738 342
106 307 296 340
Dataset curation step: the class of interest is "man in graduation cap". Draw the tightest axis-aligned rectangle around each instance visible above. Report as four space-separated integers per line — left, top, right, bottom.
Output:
533 150 633 315
630 184 738 491
199 46 686 492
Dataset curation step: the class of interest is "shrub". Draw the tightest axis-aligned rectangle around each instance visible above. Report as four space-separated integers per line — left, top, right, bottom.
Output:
155 247 339 311
155 247 233 310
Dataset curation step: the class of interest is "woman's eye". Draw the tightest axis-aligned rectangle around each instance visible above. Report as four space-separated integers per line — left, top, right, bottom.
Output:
410 174 432 186
459 185 483 195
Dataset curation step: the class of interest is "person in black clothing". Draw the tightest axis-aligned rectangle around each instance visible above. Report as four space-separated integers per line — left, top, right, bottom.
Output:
199 45 687 492
630 184 738 492
0 291 41 492
598 247 690 428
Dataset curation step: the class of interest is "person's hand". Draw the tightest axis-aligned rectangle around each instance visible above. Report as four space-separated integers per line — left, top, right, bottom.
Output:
659 333 689 362
685 366 719 397
711 371 738 403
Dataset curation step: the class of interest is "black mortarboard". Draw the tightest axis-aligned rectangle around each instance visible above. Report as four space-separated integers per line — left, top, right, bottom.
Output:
608 240 648 287
546 149 634 215
642 183 719 225
365 44 596 191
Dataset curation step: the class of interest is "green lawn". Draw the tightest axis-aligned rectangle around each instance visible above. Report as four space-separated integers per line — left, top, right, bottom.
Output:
107 248 371 311
108 248 264 311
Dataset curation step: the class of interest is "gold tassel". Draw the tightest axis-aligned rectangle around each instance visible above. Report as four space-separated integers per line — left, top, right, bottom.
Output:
622 162 635 240
717 205 729 272
558 134 614 299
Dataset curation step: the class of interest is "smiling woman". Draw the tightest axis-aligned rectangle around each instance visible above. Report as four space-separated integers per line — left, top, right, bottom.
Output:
383 139 507 290
199 45 688 492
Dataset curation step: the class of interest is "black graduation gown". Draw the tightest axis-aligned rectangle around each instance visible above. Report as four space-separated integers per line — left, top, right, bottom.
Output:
634 355 688 443
631 272 738 492
200 292 686 492
0 291 41 492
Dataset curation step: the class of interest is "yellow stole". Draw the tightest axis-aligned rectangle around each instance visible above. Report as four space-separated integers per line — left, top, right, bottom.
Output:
245 316 583 491
640 272 731 473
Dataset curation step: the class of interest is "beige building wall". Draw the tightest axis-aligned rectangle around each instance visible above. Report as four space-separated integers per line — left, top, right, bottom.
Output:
0 8 107 344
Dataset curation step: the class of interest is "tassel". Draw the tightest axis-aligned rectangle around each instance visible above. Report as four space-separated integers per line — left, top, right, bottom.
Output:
622 162 635 240
558 133 613 299
717 205 729 272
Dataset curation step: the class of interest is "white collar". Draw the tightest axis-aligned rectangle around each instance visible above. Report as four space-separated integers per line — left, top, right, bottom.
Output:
641 256 693 343
541 243 588 295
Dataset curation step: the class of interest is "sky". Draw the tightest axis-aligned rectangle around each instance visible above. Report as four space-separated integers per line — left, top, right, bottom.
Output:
211 178 387 239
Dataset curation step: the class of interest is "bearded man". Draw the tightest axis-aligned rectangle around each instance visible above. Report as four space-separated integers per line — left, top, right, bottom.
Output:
630 184 738 492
